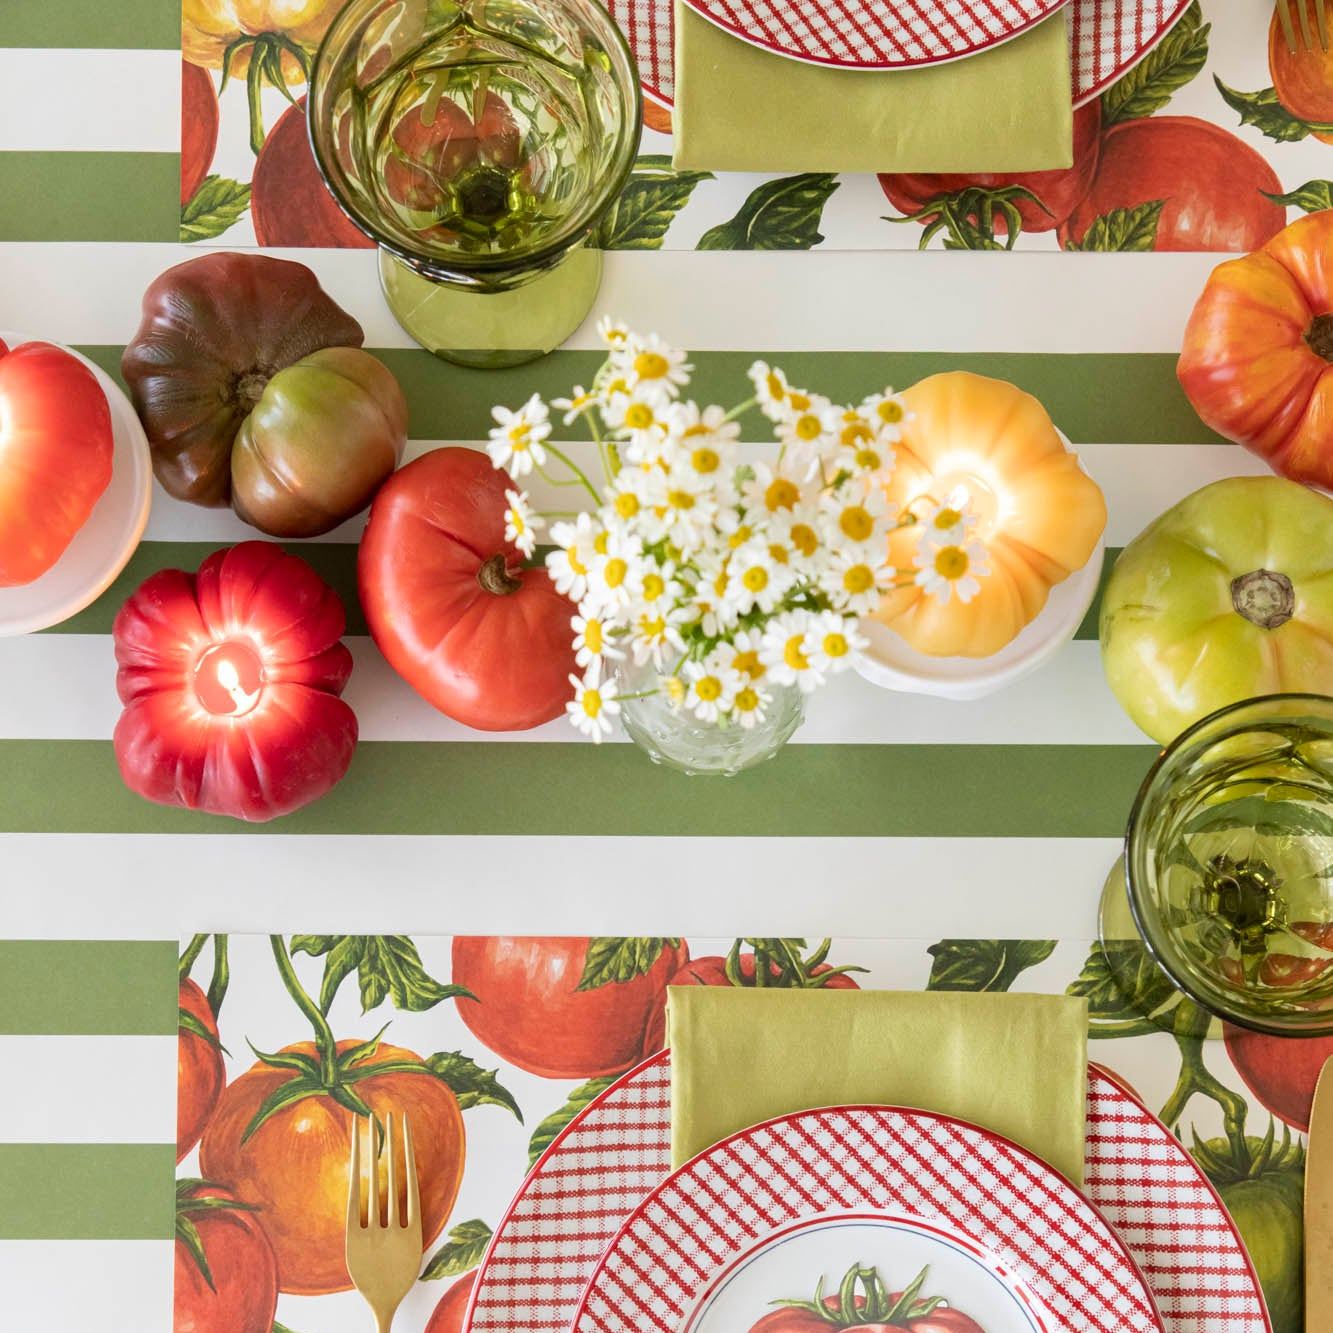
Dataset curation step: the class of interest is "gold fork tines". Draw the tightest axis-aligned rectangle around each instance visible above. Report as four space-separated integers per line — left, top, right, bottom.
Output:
1277 0 1330 53
346 1112 422 1333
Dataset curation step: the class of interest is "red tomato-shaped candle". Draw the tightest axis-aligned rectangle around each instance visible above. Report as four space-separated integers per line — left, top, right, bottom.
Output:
112 541 357 822
0 340 114 587
358 447 576 731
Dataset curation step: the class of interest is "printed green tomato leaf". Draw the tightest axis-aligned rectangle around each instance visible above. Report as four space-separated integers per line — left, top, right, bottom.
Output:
925 940 1056 992
179 1006 222 1049
1066 199 1164 252
601 155 714 250
179 175 251 242
1101 1 1208 125
1068 940 1180 1026
578 937 681 990
1214 77 1322 143
1264 179 1333 212
426 1050 523 1122
697 173 839 250
528 1077 615 1168
420 1217 493 1280
290 935 472 1014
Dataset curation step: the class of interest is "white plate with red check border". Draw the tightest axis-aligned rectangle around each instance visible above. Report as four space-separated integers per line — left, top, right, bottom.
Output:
461 1055 1272 1333
611 0 1193 107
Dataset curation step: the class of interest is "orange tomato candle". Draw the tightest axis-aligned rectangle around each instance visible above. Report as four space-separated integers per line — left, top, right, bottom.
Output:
873 372 1106 658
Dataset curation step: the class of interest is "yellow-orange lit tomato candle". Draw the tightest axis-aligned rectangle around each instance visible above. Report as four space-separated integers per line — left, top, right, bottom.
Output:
874 372 1107 658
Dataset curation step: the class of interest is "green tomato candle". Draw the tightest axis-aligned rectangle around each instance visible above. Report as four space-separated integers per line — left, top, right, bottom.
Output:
1100 476 1333 744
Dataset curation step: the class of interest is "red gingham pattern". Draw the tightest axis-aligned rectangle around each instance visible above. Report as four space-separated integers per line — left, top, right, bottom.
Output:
609 0 1188 109
463 1056 1270 1333
572 1103 1162 1333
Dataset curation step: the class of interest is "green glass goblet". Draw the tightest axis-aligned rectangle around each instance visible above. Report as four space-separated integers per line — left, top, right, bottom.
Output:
309 0 642 368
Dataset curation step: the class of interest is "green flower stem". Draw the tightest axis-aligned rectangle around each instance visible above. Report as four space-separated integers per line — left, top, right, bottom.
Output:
269 935 340 1085
1157 998 1249 1142
723 397 758 424
179 933 208 980
543 444 601 503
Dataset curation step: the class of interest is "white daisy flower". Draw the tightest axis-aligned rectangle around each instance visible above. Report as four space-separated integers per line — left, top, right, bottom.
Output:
665 401 742 481
546 512 603 602
860 389 911 441
624 332 692 403
587 530 646 612
835 408 896 480
571 601 625 667
805 610 867 675
748 361 811 423
760 609 823 693
722 628 768 683
684 555 740 638
820 485 895 553
635 559 684 611
634 466 719 550
765 508 827 575
487 394 551 478
776 396 839 481
566 662 620 742
602 465 656 531
685 651 743 723
731 680 772 729
724 539 792 616
627 606 688 669
741 460 809 516
917 487 980 549
914 538 991 605
596 316 632 350
602 388 672 459
503 488 542 559
551 385 598 426
819 548 896 616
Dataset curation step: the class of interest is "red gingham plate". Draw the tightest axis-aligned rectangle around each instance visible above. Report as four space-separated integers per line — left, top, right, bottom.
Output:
613 0 1193 109
571 1103 1163 1333
462 1055 1271 1333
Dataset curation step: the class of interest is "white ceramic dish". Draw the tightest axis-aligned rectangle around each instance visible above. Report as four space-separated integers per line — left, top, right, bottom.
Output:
0 335 153 636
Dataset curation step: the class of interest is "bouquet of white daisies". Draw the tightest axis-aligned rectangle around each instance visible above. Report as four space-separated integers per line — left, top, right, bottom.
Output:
484 321 990 741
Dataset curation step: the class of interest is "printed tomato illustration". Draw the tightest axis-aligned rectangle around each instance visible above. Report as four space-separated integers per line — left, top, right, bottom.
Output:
180 61 219 204
1269 2 1333 141
879 99 1102 238
670 939 862 989
252 100 374 248
752 1262 987 1332
174 1180 279 1333
177 977 224 1162
199 1040 464 1294
1225 1020 1333 1133
426 1270 478 1333
1057 116 1285 252
452 937 689 1079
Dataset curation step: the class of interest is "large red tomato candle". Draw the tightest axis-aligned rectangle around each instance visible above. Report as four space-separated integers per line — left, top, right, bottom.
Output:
112 541 357 821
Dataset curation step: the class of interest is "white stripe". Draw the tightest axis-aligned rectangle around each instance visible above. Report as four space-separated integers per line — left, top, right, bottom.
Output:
0 51 179 153
0 243 1218 352
0 635 1144 743
0 1241 172 1333
0 1037 175 1142
0 834 1120 938
136 440 1266 545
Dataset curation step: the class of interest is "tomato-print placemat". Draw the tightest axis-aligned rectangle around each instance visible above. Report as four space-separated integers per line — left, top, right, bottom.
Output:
172 934 1306 1333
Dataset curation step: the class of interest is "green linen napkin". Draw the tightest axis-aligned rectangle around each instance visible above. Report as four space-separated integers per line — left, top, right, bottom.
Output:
668 987 1088 1185
672 6 1073 174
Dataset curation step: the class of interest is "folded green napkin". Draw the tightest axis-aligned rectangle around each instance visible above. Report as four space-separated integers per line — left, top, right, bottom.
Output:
668 987 1088 1185
672 6 1073 174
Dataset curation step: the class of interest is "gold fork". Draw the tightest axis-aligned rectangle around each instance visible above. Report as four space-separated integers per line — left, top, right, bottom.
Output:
346 1112 422 1333
1276 0 1330 53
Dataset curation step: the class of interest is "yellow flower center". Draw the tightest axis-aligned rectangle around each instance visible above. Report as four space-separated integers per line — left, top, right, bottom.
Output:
783 636 809 671
643 573 666 601
765 372 785 400
735 687 761 713
667 489 695 511
603 557 628 588
640 615 666 639
842 564 874 594
934 546 970 580
841 419 873 446
509 425 530 450
664 675 687 705
854 448 882 471
791 524 818 557
594 532 610 555
794 414 823 441
742 566 769 593
691 446 720 474
728 525 753 549
732 650 764 679
566 546 587 576
615 492 640 519
877 399 904 424
822 632 850 659
768 543 789 565
581 689 603 718
764 479 799 512
714 571 729 597
584 619 604 653
509 509 526 534
694 675 723 703
933 506 963 531
624 402 656 431
634 351 670 381
788 390 811 412
839 506 874 542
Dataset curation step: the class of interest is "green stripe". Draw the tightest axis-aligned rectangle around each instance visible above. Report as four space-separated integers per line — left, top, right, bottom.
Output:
0 941 177 1035
43 538 1123 639
0 0 178 48
76 346 1221 445
0 740 1157 835
0 1145 173 1239
0 155 178 242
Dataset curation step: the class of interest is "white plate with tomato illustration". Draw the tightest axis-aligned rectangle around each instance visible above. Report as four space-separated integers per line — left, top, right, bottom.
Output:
569 1103 1163 1333
462 1057 1270 1333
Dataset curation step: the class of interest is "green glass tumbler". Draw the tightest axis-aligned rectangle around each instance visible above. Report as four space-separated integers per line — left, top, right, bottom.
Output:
1123 693 1333 1036
309 0 642 368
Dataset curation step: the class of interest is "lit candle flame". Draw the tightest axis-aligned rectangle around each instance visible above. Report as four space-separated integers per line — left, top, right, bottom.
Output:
209 652 260 714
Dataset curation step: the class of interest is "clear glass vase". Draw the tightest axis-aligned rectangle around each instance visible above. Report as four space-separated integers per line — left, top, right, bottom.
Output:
309 0 642 368
615 657 805 777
